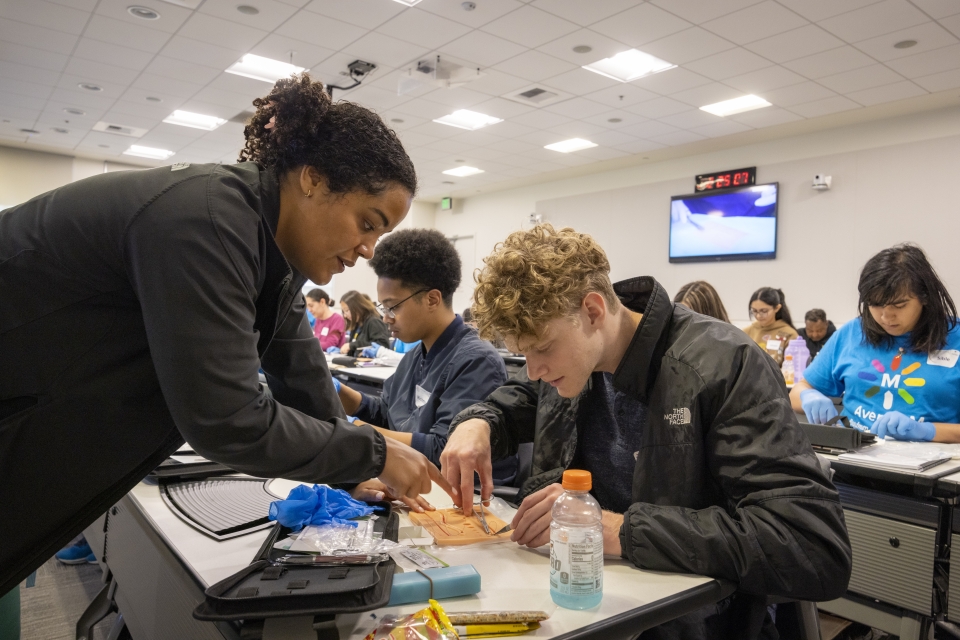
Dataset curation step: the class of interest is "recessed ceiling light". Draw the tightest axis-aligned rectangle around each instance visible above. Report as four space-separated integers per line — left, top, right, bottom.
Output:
20 128 39 134
391 118 404 123
145 96 162 102
226 54 305 83
127 5 160 19
583 49 675 83
52 127 69 133
78 83 102 92
545 138 597 153
433 109 502 131
894 39 917 49
123 145 174 160
63 107 85 115
237 4 259 14
442 166 484 177
700 94 771 117
572 45 592 54
608 117 622 123
163 110 227 131
391 0 422 5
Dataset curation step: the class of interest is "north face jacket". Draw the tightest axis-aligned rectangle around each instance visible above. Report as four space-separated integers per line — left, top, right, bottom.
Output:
450 276 852 638
0 162 386 595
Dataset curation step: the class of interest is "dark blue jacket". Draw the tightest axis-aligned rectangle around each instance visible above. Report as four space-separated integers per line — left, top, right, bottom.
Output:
356 316 507 467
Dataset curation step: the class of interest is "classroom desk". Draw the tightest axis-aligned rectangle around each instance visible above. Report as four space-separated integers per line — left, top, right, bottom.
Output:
89 479 734 640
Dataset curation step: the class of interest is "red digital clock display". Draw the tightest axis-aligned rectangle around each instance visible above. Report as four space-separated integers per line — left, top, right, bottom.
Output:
695 167 756 192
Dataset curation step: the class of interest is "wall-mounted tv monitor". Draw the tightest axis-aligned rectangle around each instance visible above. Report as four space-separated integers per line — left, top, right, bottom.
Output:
669 182 778 263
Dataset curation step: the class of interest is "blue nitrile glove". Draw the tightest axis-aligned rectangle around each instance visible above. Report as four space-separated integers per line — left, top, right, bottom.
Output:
332 377 341 393
799 388 838 424
267 484 381 531
347 415 357 424
870 411 935 441
361 345 381 358
325 346 340 354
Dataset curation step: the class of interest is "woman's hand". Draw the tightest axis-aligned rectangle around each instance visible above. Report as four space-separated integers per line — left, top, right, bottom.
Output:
510 483 565 548
340 343 351 354
870 411 935 441
350 478 434 512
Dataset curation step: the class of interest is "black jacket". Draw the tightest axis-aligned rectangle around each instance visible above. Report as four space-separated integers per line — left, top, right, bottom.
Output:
0 162 386 594
451 277 851 638
347 314 391 356
798 321 837 359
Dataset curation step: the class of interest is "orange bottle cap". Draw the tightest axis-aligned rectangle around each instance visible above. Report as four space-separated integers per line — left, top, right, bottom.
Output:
562 469 592 491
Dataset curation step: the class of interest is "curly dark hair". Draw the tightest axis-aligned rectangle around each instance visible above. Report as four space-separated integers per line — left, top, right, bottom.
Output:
238 72 417 196
369 229 461 306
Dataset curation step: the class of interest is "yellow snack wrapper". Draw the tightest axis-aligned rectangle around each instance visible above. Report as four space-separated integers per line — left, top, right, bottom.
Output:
364 599 459 640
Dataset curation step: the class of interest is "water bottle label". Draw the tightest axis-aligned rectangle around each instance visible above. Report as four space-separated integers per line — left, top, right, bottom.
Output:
550 528 603 597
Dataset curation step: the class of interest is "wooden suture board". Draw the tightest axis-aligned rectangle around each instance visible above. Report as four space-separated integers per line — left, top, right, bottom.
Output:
410 507 512 546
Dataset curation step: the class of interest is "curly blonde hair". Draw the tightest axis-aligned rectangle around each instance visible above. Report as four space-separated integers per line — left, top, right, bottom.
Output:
472 225 618 342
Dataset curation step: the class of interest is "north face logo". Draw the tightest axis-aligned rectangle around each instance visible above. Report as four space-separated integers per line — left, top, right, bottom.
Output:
664 407 691 426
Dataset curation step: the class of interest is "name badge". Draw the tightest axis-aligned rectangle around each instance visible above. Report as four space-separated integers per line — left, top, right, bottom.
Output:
320 326 329 336
766 339 782 352
928 349 960 368
415 385 431 408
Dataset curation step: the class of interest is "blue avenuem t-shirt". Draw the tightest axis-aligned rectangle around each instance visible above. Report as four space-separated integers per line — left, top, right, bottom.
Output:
803 319 960 430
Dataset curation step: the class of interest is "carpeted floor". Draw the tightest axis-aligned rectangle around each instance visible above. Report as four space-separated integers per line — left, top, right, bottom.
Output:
19 554 117 640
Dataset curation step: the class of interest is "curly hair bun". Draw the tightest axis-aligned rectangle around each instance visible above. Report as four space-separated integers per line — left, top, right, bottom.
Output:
239 72 417 196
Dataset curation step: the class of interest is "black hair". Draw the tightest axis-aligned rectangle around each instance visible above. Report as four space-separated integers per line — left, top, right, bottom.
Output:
805 308 827 323
462 308 474 323
749 287 794 328
239 72 417 197
306 288 330 305
369 229 461 307
858 243 957 353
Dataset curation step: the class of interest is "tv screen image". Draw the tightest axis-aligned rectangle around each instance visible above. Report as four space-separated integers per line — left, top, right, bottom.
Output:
669 183 779 263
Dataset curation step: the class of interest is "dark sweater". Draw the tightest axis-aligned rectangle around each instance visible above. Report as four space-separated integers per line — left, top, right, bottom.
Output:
347 315 391 356
798 320 837 359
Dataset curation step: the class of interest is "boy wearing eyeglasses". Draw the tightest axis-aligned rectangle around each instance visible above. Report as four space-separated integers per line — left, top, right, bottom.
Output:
335 229 513 506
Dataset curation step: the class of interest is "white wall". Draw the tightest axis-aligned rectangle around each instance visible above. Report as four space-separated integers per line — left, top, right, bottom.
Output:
434 106 960 326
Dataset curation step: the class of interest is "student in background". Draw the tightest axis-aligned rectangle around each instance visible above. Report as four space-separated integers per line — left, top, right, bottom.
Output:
339 290 390 356
798 308 836 360
673 281 730 323
306 289 345 352
791 244 960 441
440 225 850 637
335 229 512 498
743 287 798 364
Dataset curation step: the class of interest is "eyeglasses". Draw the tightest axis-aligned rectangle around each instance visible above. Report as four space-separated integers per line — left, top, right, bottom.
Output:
750 307 774 318
376 289 429 319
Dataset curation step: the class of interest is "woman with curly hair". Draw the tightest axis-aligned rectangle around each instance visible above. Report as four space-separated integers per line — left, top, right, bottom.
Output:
0 72 451 594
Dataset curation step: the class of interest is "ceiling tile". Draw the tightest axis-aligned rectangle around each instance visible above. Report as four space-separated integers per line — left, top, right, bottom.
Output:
469 97 535 119
47 0 98 12
343 32 430 69
0 0 90 35
56 72 126 98
276 11 367 51
583 108 647 129
671 82 749 108
249 34 336 70
728 105 802 127
649 130 707 146
376 8 473 50
613 138 666 154
537 29 632 65
542 97 611 119
852 21 959 61
95 0 193 33
489 137 540 153
493 50 577 82
693 119 753 137
343 84 412 112
788 95 860 117
47 87 115 110
465 70 531 96
209 72 279 98
910 0 960 18
701 1 808 45
725 65 807 93
782 46 876 79
619 119 681 138
64 57 141 86
188 86 254 111
480 5 579 48
161 36 242 71
85 15 172 53
591 3 692 47
584 128 640 147
531 0 639 25
0 18 80 55
178 13 269 54
438 30 528 67
818 0 928 42
763 81 837 106
574 145 629 161
846 79 926 105
0 92 49 111
517 128 567 145
542 67 620 95
0 61 62 86
640 27 736 65
0 42 69 72
658 108 722 128
744 24 844 63
632 67 712 94
509 109 573 129
97 109 161 131
1 78 56 100
913 67 960 91
685 48 773 80
885 43 960 77
303 0 404 29
625 96 692 118
776 0 881 22
131 73 205 99
419 86 492 109
818 63 905 93
651 0 770 24
72 39 155 72
392 99 455 120
420 0 524 28
143 56 222 86
198 0 300 31
586 83 660 108
314 52 394 90
546 118 608 138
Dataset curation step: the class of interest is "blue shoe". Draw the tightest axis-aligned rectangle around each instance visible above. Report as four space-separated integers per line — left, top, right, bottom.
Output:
55 541 93 565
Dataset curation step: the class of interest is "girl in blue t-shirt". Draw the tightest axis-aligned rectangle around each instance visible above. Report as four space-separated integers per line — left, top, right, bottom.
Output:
791 243 960 441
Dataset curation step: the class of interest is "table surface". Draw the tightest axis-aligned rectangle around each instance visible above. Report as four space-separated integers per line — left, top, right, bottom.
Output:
127 479 719 639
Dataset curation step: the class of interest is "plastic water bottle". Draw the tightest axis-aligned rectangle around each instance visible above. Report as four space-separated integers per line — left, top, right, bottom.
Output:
784 338 811 381
550 470 603 610
782 355 795 385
